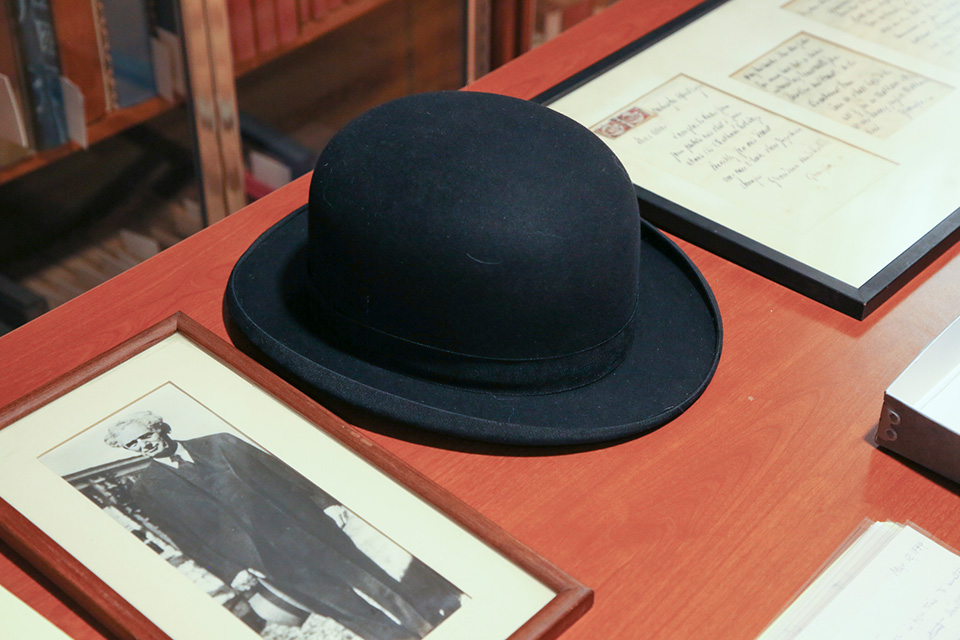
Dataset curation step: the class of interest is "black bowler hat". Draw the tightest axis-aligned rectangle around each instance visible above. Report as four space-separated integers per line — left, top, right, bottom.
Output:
225 91 722 445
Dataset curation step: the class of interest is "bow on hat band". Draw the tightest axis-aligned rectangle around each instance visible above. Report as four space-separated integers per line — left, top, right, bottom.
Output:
306 279 640 395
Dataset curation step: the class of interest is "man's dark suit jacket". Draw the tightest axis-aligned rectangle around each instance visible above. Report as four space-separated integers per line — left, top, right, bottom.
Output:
129 432 459 639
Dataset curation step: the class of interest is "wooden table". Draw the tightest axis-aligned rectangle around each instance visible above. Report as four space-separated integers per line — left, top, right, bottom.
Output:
3 0 960 637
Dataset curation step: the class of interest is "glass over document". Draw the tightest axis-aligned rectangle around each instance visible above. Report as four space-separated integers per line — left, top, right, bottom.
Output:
546 0 960 317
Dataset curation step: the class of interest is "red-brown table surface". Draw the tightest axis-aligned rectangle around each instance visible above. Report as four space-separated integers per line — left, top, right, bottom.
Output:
3 1 960 637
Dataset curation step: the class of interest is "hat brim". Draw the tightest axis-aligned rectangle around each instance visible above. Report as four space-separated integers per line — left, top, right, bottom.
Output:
225 206 721 445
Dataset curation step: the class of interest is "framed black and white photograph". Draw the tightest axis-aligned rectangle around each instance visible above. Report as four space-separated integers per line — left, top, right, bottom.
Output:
0 314 591 640
537 0 960 319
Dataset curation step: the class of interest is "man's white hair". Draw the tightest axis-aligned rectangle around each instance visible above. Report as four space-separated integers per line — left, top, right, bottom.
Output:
103 410 169 448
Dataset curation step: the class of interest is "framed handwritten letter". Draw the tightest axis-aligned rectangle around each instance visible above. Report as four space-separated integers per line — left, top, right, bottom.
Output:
538 0 960 319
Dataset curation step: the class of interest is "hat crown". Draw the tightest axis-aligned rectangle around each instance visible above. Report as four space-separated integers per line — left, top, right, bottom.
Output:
307 91 640 366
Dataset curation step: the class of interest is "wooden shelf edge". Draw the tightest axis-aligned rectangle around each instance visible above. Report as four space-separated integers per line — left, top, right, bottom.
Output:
0 97 178 186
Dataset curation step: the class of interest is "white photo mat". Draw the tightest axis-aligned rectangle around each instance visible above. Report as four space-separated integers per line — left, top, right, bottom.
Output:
0 320 572 640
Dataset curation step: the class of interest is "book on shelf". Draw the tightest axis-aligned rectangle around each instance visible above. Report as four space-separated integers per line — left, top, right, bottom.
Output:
0 0 35 165
173 197 204 237
310 0 330 20
225 0 370 65
0 133 32 171
276 0 299 44
60 254 113 290
118 228 161 262
537 0 598 43
78 245 130 280
148 0 186 100
10 0 69 150
17 219 190 313
244 169 274 200
23 272 80 309
49 0 108 124
239 111 317 178
239 111 317 199
95 0 159 109
757 520 960 639
0 74 33 168
1 0 171 164
0 274 47 329
227 0 258 63
248 148 292 190
253 0 279 54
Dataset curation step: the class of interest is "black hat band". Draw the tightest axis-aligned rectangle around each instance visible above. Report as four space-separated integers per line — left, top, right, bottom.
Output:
306 280 638 395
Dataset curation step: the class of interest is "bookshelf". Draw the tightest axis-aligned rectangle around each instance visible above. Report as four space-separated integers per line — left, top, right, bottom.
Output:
0 0 499 183
0 0 480 332
0 96 172 185
0 0 431 188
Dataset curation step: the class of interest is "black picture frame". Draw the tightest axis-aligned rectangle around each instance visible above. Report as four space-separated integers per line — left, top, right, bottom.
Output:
534 0 960 320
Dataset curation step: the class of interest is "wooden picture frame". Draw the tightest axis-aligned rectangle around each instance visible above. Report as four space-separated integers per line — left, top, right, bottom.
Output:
0 313 591 640
536 0 960 319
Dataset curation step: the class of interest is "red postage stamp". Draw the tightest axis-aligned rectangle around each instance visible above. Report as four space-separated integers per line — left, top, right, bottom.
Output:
593 107 656 139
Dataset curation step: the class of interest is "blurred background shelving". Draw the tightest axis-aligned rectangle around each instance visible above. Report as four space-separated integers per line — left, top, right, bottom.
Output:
0 0 616 334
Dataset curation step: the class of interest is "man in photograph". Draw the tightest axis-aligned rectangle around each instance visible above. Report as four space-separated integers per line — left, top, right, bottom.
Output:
103 410 462 639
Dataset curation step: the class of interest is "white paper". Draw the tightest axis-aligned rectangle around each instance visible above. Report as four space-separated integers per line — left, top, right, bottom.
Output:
589 74 894 235
759 522 960 639
59 76 88 149
249 149 293 190
784 0 960 71
732 33 952 139
551 0 960 288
